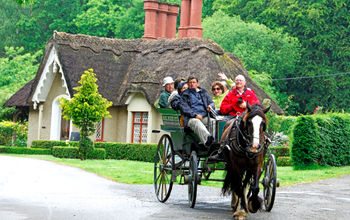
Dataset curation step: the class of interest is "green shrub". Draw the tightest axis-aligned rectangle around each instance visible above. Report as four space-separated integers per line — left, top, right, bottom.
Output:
267 114 297 137
314 114 350 166
30 140 158 162
268 146 290 158
0 121 27 147
277 156 292 166
31 140 79 149
0 146 51 155
52 146 79 159
292 113 350 168
292 116 319 167
100 142 157 162
87 148 106 160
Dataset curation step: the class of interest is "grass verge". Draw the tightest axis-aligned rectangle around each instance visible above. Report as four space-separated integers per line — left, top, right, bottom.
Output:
2 154 350 187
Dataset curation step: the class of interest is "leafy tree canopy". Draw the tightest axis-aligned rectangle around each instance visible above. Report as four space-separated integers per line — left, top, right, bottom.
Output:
213 0 350 113
203 11 301 114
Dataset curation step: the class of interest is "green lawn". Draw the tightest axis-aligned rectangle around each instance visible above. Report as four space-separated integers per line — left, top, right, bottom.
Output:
2 154 350 187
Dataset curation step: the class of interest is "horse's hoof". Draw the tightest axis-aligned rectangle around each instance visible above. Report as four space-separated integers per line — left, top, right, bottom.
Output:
233 210 247 220
248 197 262 213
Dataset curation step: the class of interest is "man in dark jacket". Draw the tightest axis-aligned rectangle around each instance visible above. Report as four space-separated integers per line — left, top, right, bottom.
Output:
171 76 215 147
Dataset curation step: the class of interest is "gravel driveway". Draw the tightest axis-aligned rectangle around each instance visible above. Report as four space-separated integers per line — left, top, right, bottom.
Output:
1 155 349 220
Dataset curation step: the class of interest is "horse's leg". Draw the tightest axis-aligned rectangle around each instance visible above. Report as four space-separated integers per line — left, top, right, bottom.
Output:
231 192 238 210
232 173 250 220
248 167 263 213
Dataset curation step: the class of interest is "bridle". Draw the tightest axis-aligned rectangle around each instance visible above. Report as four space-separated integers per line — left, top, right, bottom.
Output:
227 110 266 159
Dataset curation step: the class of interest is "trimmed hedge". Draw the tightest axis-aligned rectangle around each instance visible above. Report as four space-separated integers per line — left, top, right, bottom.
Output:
52 146 106 160
267 146 291 166
87 148 106 160
31 140 79 149
31 140 157 162
0 146 51 155
52 146 79 158
277 156 292 166
102 142 157 162
292 113 350 167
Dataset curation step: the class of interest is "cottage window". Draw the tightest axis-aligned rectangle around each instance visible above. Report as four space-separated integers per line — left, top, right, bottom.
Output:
95 118 104 142
131 112 148 143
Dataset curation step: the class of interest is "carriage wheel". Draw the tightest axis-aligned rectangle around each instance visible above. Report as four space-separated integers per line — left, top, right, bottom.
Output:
188 150 198 208
263 154 277 212
154 134 175 203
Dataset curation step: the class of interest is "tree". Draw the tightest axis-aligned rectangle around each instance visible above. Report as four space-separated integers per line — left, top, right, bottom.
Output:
74 0 144 39
202 11 301 114
212 0 350 113
0 47 41 121
14 0 84 53
59 69 112 159
12 0 33 4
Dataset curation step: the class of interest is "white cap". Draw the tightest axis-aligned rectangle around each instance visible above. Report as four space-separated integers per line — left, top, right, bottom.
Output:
162 76 174 86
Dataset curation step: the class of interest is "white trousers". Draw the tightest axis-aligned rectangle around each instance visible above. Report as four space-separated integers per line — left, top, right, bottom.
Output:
187 117 216 144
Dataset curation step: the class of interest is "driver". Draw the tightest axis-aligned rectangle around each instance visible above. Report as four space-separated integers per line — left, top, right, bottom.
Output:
220 74 260 116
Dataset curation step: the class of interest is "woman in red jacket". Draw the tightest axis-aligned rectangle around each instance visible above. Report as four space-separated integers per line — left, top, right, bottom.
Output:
220 74 260 116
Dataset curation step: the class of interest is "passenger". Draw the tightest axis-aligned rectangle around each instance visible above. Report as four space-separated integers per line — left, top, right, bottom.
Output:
211 81 228 109
172 76 215 147
168 78 186 107
158 76 175 108
220 74 260 116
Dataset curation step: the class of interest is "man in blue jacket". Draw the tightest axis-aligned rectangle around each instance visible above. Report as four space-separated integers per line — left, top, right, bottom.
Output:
171 76 215 147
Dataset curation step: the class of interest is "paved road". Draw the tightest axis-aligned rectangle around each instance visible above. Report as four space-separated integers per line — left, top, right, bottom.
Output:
1 155 350 220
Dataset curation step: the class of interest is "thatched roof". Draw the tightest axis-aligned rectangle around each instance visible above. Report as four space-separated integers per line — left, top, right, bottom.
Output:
3 79 34 107
6 31 283 114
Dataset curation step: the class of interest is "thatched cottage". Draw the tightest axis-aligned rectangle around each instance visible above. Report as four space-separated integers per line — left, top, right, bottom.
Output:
4 0 282 147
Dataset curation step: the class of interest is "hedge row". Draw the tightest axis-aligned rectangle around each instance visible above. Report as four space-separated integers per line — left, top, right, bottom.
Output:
32 141 157 162
52 146 106 160
100 143 157 162
31 140 78 149
292 113 350 167
0 146 51 155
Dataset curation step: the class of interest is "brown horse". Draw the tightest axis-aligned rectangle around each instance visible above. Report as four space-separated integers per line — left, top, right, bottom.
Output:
221 104 270 219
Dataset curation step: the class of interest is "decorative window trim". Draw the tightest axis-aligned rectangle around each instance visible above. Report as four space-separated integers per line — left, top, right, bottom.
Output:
95 118 105 142
131 112 148 143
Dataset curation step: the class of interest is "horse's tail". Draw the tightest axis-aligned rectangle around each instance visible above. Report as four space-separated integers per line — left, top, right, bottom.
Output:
222 165 233 195
222 146 234 195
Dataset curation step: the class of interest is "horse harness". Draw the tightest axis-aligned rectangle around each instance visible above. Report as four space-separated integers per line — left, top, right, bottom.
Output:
223 113 266 159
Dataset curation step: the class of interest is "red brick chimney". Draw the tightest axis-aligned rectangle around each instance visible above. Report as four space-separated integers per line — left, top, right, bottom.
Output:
143 0 159 40
178 0 203 38
143 0 179 40
166 4 180 38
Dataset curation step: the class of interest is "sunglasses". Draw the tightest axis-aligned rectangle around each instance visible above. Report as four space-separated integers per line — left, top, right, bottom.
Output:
212 87 221 91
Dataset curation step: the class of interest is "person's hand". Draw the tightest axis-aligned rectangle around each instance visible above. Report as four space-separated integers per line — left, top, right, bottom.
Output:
218 72 228 80
206 105 212 112
239 101 247 109
196 115 203 120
